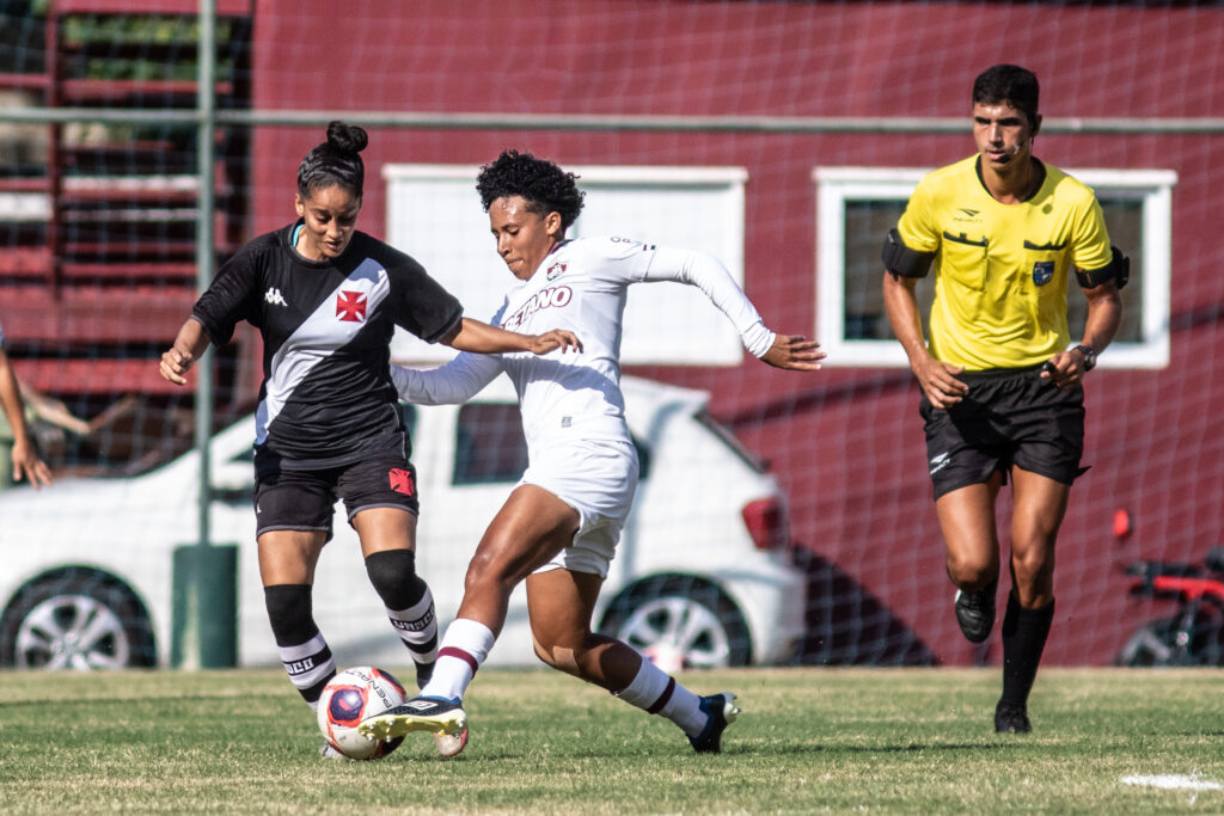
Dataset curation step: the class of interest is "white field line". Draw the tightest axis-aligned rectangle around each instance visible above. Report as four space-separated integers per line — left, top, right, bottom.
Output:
1121 775 1224 792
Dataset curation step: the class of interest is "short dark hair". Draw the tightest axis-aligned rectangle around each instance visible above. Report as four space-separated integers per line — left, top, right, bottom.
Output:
297 121 368 199
972 64 1040 127
476 150 585 230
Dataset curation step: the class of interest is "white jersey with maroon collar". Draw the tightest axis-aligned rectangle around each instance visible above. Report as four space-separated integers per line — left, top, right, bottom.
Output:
392 236 774 452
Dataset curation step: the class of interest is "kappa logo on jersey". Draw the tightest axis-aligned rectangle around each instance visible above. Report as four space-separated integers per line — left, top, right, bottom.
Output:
264 287 287 307
336 290 367 322
388 467 415 497
502 285 573 331
546 261 568 281
1032 261 1054 286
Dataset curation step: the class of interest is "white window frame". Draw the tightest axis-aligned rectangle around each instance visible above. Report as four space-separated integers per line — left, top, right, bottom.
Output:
814 166 1177 369
382 163 748 366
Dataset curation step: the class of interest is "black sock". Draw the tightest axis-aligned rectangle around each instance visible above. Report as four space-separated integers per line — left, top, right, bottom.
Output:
1000 592 1054 708
264 584 336 707
365 550 438 674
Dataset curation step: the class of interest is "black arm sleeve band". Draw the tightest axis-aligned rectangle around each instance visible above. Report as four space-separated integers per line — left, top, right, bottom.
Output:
1075 245 1130 290
882 228 935 279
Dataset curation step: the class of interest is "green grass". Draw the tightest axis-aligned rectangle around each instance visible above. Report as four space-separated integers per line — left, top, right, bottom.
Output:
0 668 1221 814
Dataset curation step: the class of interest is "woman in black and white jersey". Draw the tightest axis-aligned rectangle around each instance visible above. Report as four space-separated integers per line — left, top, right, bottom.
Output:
158 123 577 756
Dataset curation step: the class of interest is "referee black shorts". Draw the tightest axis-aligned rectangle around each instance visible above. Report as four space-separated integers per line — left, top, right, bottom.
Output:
919 363 1087 500
253 454 420 541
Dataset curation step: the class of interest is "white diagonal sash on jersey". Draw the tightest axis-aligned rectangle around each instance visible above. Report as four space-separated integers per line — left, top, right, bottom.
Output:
256 258 389 445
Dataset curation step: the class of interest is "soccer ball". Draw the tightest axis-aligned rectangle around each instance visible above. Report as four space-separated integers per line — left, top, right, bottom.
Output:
317 666 408 760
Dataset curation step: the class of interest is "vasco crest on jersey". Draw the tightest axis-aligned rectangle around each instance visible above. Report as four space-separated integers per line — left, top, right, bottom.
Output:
336 290 368 322
1032 261 1054 286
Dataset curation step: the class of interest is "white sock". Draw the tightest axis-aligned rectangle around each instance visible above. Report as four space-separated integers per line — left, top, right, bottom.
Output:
615 657 706 736
386 587 438 666
419 618 496 702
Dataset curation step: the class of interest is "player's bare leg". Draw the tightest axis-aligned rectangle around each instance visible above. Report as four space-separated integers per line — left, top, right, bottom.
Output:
258 530 340 754
936 473 1004 643
360 485 576 754
995 467 1068 733
526 568 739 753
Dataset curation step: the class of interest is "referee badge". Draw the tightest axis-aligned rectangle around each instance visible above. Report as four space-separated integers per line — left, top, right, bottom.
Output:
1032 261 1054 286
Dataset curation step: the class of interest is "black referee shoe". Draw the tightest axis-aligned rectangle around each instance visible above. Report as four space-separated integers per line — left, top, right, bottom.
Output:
994 701 1032 734
954 580 998 643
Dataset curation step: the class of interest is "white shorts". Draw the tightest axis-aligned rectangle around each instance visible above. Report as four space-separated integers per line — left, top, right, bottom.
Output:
521 438 639 579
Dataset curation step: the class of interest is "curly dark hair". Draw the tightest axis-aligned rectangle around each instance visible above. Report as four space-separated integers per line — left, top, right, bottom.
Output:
476 150 585 230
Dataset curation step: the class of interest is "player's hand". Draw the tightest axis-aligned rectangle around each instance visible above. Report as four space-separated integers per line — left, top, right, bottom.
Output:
1040 350 1085 389
525 330 583 356
761 334 825 371
914 355 968 409
11 439 52 489
159 347 195 385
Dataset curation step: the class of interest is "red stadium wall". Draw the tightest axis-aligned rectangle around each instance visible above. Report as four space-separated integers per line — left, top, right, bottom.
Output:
245 1 1224 666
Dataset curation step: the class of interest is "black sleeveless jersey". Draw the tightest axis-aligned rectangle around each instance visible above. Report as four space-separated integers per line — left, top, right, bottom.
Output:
191 223 462 471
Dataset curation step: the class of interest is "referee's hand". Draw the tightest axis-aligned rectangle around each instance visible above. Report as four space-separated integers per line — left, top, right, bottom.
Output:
913 356 968 409
1040 350 1085 389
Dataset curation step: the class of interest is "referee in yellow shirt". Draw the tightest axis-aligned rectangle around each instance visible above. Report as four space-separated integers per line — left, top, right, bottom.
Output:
881 64 1126 733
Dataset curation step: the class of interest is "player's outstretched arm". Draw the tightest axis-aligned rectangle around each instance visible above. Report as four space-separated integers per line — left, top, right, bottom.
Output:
442 317 582 356
760 334 825 371
159 318 212 386
390 351 502 406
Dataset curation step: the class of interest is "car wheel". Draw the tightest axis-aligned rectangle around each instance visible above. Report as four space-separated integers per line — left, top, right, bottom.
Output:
600 575 752 668
0 570 156 670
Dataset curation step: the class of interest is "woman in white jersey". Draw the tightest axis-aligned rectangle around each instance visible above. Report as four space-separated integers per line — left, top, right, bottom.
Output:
361 150 823 756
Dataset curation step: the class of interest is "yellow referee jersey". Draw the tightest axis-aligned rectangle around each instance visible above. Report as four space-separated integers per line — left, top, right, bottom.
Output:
896 155 1112 371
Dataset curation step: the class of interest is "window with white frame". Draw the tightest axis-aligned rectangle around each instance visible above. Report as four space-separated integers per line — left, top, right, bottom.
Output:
383 164 748 366
814 166 1176 369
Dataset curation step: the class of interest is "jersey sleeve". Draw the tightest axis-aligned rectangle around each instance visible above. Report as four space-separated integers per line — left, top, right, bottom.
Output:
386 255 464 344
581 236 659 284
390 352 502 406
191 244 261 346
895 176 941 254
640 246 776 358
1070 195 1113 274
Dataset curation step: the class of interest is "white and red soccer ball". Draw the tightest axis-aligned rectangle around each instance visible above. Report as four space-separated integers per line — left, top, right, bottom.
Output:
317 666 407 760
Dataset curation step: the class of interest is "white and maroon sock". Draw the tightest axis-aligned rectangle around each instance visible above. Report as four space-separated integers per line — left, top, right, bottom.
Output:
418 618 496 702
614 657 706 736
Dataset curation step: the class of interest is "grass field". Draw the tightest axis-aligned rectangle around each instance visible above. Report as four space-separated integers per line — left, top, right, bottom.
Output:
0 667 1221 814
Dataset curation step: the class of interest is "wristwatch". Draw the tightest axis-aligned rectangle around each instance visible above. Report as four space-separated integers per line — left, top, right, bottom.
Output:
1070 343 1097 372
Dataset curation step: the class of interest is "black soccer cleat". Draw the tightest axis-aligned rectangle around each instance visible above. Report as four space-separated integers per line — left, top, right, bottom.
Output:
994 701 1032 734
688 692 740 754
954 580 998 643
358 695 466 743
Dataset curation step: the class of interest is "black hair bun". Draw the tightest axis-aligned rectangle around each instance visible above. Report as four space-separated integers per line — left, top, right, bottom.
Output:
326 121 368 155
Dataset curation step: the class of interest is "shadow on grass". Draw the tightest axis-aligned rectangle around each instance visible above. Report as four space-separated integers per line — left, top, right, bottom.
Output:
790 547 939 667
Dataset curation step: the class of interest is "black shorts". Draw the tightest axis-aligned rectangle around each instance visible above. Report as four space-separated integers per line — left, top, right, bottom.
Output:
920 364 1086 500
253 455 419 541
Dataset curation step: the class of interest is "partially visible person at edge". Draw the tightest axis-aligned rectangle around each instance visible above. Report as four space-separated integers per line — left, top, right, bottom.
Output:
0 317 53 489
881 64 1125 733
359 149 824 758
157 123 579 758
